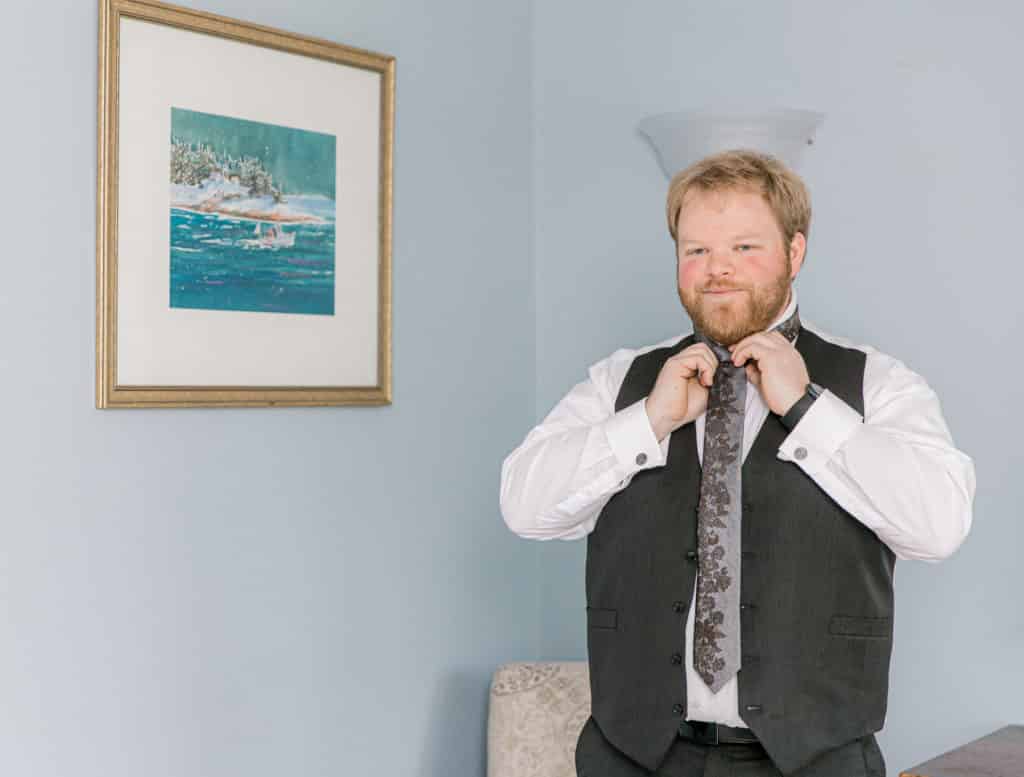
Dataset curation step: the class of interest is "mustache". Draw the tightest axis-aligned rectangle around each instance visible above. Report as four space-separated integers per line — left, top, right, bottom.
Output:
703 286 745 293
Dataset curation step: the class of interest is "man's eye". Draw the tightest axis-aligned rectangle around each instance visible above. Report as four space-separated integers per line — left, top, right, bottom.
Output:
737 244 753 251
686 248 705 256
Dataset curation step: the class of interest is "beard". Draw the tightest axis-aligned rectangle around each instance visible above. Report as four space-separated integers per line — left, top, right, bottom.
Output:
677 257 792 347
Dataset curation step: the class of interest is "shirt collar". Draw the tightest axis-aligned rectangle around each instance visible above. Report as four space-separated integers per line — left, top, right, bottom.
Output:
767 286 798 332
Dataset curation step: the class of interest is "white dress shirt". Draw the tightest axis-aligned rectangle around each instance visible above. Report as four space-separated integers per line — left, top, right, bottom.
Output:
499 288 976 727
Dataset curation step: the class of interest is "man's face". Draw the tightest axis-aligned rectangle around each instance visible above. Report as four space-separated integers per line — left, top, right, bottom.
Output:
675 186 805 347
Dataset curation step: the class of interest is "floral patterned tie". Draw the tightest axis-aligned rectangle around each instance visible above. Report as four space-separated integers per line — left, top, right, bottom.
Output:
692 305 801 692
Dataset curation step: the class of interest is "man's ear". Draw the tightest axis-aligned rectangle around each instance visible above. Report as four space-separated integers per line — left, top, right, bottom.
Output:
789 232 807 278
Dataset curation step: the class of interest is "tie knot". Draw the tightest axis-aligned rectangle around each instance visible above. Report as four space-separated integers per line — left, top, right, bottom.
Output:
702 339 732 363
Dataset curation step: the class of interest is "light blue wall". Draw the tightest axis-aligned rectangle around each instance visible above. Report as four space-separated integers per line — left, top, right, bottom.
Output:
5 1 1020 776
2 1 535 775
532 2 1022 775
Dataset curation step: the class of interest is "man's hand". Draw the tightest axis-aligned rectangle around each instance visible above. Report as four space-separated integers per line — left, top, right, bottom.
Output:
644 343 720 442
728 331 809 416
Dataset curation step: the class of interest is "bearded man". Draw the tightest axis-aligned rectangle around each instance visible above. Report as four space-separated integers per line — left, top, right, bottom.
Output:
500 149 975 777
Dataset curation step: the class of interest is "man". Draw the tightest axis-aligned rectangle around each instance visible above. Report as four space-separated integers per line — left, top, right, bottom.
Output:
499 149 975 777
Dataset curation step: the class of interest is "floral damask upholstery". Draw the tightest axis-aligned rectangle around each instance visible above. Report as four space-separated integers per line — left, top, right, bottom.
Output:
487 662 590 777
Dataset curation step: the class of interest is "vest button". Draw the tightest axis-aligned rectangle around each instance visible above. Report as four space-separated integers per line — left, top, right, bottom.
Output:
742 502 754 512
673 600 686 613
745 704 763 712
670 652 682 665
685 550 698 561
740 603 756 610
673 703 684 715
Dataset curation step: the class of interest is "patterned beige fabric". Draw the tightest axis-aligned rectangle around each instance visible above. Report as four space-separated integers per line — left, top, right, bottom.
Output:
487 662 591 777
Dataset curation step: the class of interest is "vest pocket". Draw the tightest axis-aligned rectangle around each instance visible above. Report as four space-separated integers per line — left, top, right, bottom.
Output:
828 615 892 638
586 607 618 630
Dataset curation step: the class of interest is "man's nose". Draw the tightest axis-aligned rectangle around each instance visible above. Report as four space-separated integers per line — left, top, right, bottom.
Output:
705 248 735 274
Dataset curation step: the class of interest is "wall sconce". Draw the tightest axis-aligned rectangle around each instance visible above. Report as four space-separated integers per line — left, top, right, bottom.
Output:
637 108 825 180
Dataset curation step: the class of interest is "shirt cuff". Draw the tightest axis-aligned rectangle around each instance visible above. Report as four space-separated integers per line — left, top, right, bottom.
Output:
777 389 863 473
603 397 666 472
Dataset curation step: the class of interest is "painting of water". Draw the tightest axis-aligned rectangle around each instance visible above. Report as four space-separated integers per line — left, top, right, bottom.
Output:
169 107 336 315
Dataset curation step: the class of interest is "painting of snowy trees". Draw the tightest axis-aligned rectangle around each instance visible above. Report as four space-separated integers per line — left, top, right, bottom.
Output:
169 107 336 315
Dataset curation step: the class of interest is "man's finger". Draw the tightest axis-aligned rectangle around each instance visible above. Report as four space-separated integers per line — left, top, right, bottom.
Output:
698 342 720 363
675 348 717 385
746 362 761 386
729 332 780 358
731 339 771 367
686 352 716 386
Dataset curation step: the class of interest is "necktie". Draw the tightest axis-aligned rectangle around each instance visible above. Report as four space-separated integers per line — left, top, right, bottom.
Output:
692 304 802 693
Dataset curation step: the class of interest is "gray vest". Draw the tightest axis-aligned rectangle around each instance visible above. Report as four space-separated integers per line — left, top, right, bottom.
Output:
584 326 895 775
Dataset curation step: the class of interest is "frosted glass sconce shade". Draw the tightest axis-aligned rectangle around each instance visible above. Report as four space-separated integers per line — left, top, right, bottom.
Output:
637 108 825 180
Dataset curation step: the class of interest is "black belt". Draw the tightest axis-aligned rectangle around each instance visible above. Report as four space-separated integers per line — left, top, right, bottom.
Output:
677 720 759 746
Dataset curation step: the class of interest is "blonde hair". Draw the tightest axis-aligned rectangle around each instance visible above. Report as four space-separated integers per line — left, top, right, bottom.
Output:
665 149 811 252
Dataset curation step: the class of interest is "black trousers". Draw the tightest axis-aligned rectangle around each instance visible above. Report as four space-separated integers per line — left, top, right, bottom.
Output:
575 716 886 777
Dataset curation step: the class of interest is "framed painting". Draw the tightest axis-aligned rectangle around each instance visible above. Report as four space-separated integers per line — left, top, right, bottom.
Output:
96 0 394 407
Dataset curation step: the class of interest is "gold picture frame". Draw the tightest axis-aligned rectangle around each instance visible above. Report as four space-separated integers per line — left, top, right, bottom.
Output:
97 0 394 407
